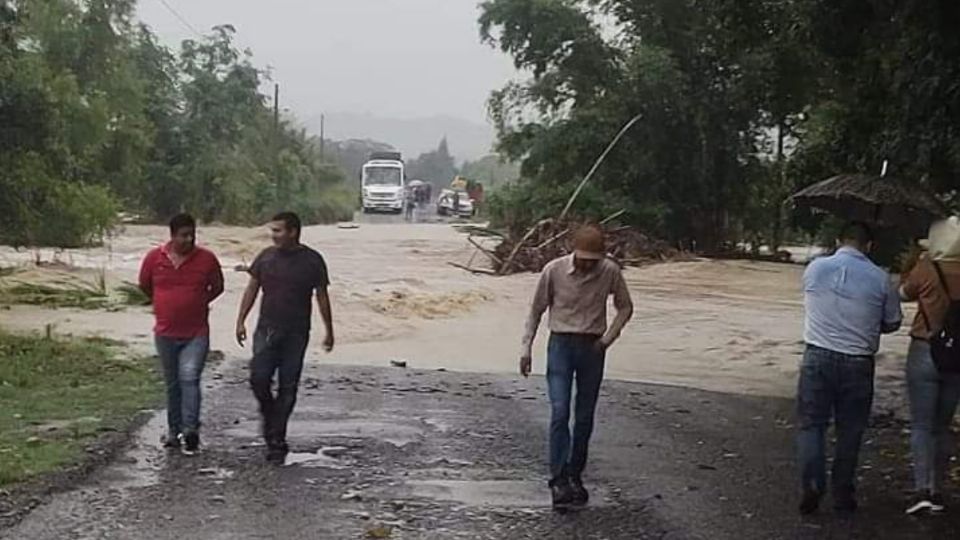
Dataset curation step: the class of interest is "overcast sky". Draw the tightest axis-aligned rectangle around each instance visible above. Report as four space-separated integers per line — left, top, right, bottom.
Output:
136 0 519 125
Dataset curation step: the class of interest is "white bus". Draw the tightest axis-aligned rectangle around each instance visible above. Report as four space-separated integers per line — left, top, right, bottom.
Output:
361 152 405 214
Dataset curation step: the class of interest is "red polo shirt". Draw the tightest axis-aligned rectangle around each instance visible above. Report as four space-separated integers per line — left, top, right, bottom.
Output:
138 244 224 339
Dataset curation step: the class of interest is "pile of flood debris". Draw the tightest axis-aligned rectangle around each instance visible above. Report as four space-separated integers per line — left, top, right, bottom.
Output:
451 214 685 276
448 115 690 275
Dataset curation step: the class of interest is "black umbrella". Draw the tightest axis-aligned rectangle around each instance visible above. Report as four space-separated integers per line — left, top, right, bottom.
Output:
788 174 946 235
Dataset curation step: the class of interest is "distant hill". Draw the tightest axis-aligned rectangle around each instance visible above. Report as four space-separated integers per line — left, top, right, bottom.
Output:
305 112 495 163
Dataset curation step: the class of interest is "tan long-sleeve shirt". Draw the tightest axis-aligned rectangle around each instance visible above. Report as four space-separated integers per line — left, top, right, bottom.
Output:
521 255 634 357
901 255 960 339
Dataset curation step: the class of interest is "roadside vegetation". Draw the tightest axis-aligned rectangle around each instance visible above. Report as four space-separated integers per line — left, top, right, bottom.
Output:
0 331 161 486
0 268 149 310
479 1 960 255
0 0 354 251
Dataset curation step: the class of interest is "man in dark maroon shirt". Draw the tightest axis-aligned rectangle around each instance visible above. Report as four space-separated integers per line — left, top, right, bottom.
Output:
139 214 224 455
235 212 334 463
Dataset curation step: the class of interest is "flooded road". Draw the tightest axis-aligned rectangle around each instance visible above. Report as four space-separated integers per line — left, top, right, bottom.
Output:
0 219 914 402
2 220 951 539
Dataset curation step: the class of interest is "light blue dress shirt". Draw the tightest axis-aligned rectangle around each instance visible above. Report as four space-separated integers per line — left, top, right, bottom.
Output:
803 247 903 356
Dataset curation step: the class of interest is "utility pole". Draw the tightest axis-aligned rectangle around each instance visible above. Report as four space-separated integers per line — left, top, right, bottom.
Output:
320 113 325 160
273 83 280 136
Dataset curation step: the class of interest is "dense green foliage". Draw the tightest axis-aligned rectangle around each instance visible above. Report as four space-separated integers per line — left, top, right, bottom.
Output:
326 138 396 186
480 0 960 251
460 154 520 191
0 0 353 248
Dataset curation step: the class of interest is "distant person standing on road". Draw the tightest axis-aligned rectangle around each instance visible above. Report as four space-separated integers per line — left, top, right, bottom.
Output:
797 221 902 515
139 213 224 456
520 225 634 510
404 187 416 221
898 217 960 516
235 212 335 463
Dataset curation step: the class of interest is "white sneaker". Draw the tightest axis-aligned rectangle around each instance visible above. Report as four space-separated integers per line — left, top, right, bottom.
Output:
906 493 935 516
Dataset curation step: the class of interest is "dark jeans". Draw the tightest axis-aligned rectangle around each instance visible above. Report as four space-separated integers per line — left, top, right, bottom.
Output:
155 335 209 436
907 339 960 494
547 333 606 482
250 327 310 444
797 344 875 496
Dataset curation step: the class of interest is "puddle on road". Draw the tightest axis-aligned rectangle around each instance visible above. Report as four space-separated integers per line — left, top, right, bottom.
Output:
97 413 166 489
402 480 553 508
225 417 424 448
284 446 350 469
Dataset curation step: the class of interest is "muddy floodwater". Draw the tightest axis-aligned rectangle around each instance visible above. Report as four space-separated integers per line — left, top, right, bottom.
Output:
4 221 947 540
0 221 915 401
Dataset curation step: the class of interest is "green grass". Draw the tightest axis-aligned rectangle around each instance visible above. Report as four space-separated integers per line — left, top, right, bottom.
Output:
0 272 150 311
0 283 110 309
0 332 162 486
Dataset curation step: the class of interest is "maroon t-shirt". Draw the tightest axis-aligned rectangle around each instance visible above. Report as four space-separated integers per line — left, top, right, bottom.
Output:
249 245 329 333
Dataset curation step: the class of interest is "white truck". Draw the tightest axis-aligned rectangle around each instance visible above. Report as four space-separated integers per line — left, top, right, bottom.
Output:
361 152 406 214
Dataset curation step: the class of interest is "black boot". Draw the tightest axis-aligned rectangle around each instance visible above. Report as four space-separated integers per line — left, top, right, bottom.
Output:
570 476 589 507
833 489 858 514
549 476 574 511
799 488 821 515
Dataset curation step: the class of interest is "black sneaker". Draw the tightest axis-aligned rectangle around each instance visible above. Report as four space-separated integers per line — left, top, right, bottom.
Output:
906 491 935 516
549 478 574 511
799 489 821 515
161 432 181 450
265 439 289 465
180 432 200 456
570 477 589 507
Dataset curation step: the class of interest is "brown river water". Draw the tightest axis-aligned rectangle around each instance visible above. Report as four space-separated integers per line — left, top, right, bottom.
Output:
0 221 916 401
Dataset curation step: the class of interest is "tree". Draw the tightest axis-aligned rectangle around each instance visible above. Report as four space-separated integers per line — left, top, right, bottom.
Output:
481 0 798 249
789 1 960 197
459 154 520 190
0 2 355 247
407 137 458 189
326 138 397 184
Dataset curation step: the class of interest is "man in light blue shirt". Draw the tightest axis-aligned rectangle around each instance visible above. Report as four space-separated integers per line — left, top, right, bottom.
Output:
797 222 902 516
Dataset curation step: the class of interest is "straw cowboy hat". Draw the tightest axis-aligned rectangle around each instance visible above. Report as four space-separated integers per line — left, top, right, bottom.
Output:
920 216 960 262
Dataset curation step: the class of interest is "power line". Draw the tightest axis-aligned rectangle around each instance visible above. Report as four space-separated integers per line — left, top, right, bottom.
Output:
155 0 203 38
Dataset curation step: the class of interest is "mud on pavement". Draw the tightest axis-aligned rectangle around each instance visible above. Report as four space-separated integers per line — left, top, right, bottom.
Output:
3 358 960 539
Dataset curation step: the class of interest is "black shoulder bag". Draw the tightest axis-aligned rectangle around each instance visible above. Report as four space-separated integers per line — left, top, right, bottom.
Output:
918 261 960 373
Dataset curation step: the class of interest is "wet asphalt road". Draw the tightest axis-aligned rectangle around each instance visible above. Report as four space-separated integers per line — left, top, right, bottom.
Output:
3 355 960 539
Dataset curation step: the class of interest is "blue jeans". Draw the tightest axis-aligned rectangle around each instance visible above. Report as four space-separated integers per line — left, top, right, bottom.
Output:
907 339 960 493
250 327 310 444
155 335 209 436
797 344 875 496
547 333 606 481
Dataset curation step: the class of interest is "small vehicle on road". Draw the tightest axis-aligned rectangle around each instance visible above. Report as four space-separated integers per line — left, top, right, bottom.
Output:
437 189 474 218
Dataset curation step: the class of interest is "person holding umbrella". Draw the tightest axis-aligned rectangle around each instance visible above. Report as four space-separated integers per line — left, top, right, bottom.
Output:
797 221 903 515
899 217 960 515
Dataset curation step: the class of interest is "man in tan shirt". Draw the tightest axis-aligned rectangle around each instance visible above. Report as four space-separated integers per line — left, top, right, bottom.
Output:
520 225 634 510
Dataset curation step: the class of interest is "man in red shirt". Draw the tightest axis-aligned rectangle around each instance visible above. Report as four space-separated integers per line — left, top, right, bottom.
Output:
139 214 224 455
